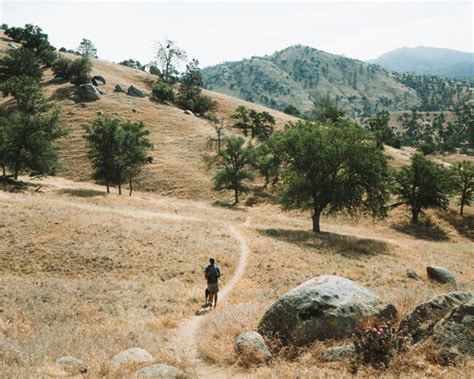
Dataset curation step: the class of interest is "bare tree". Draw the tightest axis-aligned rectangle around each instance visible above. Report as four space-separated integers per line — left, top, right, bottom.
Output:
208 115 227 152
155 39 187 82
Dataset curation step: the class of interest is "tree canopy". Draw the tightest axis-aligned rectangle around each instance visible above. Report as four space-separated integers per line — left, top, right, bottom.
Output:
276 120 390 232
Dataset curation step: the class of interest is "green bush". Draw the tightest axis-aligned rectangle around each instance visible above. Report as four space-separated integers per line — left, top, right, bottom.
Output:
151 82 175 103
39 49 57 67
51 56 72 78
351 321 401 372
69 57 92 85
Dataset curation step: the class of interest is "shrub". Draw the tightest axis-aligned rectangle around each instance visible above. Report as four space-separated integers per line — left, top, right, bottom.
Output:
69 57 92 85
39 49 57 67
351 321 401 371
151 82 174 103
59 47 67 52
51 56 72 78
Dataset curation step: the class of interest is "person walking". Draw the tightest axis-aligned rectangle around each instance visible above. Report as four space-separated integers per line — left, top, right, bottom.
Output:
204 258 220 308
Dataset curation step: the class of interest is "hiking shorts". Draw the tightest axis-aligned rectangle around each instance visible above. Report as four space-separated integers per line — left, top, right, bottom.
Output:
207 282 219 294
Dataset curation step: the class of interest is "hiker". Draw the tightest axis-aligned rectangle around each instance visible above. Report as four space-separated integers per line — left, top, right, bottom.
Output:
204 258 220 308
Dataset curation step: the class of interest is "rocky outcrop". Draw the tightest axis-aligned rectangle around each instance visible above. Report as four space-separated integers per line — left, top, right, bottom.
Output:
398 291 472 343
427 266 456 285
432 298 474 360
76 83 101 101
258 275 396 347
234 331 272 363
136 364 184 378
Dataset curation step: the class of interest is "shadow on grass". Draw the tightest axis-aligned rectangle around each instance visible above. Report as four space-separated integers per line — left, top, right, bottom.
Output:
211 200 246 211
392 218 450 241
438 210 474 241
60 188 106 198
258 228 389 258
48 85 76 101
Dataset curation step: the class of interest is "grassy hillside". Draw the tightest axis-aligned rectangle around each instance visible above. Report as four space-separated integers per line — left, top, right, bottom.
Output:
370 46 474 81
0 31 295 201
203 45 473 116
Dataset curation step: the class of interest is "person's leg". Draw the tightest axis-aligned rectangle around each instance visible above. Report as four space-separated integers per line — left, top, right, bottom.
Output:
205 288 209 306
214 292 218 308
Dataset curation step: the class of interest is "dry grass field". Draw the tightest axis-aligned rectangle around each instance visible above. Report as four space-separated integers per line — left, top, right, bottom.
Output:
0 31 473 378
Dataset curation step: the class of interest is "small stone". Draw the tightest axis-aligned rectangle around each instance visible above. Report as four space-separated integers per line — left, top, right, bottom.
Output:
92 75 106 86
406 270 421 280
110 347 153 369
136 364 184 378
115 84 126 93
234 331 272 363
127 86 145 98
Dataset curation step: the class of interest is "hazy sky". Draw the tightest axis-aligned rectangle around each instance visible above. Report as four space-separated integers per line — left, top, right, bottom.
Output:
1 1 472 68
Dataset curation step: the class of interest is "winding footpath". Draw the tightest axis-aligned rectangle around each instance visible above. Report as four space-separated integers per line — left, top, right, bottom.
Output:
170 218 251 377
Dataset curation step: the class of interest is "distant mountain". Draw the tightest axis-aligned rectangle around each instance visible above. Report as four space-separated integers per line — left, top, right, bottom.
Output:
203 45 423 115
370 46 474 81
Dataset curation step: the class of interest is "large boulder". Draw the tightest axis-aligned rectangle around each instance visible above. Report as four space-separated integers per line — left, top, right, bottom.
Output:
234 331 272 363
258 275 396 347
110 347 153 369
76 83 101 101
136 364 184 378
432 298 474 357
427 266 456 286
398 291 472 343
127 85 145 98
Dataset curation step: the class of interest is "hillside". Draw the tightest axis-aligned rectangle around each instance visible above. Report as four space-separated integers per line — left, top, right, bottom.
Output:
203 45 473 116
371 46 474 81
0 31 295 201
202 45 425 115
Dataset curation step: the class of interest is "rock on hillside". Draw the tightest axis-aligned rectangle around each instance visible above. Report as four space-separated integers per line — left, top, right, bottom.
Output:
0 30 295 200
258 275 396 347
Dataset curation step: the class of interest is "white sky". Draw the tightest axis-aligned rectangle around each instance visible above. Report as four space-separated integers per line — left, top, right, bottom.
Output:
0 1 472 68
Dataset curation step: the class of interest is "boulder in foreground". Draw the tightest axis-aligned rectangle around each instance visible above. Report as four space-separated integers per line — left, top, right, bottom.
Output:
234 331 272 363
258 275 396 347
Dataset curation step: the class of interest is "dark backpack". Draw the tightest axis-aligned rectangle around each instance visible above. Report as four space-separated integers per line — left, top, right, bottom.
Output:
206 265 220 284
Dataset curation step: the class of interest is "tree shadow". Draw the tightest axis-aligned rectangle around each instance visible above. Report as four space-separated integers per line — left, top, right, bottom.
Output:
258 228 389 258
59 188 106 198
392 219 450 241
211 200 246 211
438 209 474 241
48 85 76 101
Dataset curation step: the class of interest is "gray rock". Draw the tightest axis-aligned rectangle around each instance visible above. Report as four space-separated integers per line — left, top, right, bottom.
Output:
433 298 474 357
98 89 108 95
406 270 421 280
398 291 472 343
320 344 355 362
115 84 126 93
76 83 101 101
258 275 396 347
110 347 153 369
427 266 456 285
8 42 18 50
55 356 87 374
92 75 106 86
234 331 272 363
136 364 184 378
183 110 195 116
127 86 145 97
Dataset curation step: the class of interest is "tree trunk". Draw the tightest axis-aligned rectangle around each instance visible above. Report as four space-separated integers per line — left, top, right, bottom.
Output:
263 174 269 188
312 210 321 233
106 181 110 194
129 177 133 197
412 208 420 224
118 182 122 195
460 199 465 217
1 164 5 176
234 188 239 205
13 163 19 180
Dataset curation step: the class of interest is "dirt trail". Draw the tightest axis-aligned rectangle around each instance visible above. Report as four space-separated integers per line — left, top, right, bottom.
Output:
170 219 251 378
